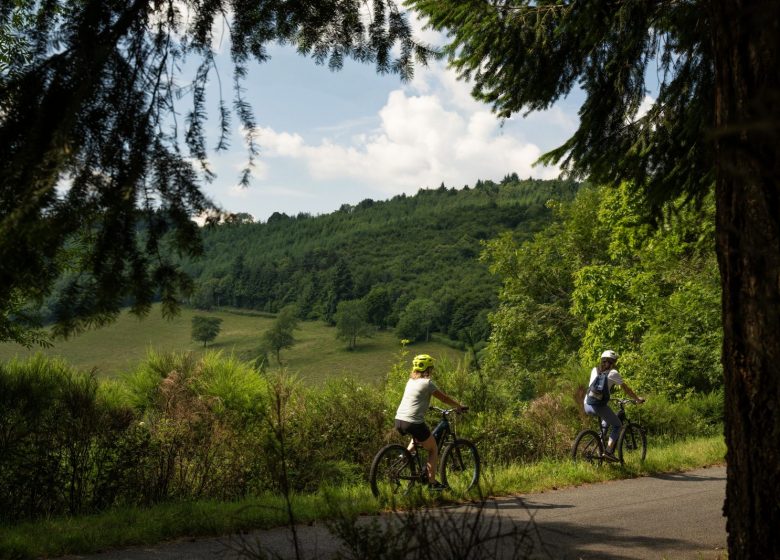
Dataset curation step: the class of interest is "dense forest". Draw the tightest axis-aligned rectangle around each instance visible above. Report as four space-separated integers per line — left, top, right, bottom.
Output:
182 176 581 348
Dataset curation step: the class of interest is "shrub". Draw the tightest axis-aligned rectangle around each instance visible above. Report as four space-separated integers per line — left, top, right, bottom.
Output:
0 356 134 521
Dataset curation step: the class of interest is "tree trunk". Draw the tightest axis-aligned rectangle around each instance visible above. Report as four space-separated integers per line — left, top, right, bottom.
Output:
711 1 780 557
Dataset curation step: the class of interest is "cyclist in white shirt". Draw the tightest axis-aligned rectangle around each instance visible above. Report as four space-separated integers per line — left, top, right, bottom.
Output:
395 354 466 490
583 350 644 456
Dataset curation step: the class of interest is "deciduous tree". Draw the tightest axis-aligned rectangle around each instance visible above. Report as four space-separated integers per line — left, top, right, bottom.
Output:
334 299 373 350
263 305 299 365
191 315 222 347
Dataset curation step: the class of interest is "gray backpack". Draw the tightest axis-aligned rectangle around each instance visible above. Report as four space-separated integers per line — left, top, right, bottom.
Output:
586 369 610 405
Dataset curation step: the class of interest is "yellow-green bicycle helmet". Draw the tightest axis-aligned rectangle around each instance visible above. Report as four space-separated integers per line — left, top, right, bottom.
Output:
412 354 435 372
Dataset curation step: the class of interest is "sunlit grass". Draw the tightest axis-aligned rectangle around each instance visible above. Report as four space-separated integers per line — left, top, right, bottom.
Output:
0 435 725 559
0 305 464 384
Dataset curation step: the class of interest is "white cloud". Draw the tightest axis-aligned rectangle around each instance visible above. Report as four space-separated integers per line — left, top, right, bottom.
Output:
633 94 656 122
257 128 304 157
254 88 559 195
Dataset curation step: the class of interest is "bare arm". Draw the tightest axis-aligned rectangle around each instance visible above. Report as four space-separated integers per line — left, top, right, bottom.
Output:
620 383 645 403
432 389 466 410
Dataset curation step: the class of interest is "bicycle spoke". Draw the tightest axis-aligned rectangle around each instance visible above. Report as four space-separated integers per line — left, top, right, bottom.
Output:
572 430 604 465
370 445 415 501
618 424 647 465
441 440 479 494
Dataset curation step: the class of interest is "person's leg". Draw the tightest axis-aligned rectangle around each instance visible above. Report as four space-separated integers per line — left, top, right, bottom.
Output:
418 434 439 483
395 420 423 454
597 406 622 451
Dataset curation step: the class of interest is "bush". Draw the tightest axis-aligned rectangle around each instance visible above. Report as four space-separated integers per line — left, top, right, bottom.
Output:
0 356 135 521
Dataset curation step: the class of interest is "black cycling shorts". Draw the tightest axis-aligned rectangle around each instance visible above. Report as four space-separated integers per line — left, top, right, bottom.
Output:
394 419 431 442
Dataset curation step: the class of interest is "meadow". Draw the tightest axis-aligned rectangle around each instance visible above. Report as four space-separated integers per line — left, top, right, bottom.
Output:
0 305 465 383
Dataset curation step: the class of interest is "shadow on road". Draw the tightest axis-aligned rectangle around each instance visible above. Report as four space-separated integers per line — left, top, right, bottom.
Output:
649 470 726 483
221 504 700 560
514 517 705 560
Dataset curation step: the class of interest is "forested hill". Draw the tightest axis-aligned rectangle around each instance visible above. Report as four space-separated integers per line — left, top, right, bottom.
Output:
183 176 580 346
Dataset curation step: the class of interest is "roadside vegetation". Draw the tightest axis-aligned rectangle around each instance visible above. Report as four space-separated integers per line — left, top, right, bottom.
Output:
0 181 724 558
0 347 724 559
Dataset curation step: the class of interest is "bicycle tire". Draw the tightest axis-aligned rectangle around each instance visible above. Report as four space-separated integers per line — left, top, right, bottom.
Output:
369 444 416 500
571 429 604 465
440 439 480 493
617 423 647 465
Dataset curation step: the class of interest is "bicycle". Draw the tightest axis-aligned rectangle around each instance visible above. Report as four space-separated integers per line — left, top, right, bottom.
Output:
571 398 647 466
369 407 480 500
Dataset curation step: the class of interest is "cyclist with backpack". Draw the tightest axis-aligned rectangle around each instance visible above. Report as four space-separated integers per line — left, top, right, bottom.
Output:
394 354 467 490
583 350 645 457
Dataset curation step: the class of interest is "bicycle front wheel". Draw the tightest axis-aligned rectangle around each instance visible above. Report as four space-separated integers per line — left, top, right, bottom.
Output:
369 444 416 500
440 439 480 493
572 429 604 465
617 423 647 465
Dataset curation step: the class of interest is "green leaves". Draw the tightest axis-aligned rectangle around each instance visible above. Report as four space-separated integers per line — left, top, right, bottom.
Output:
0 0 435 345
191 315 223 347
485 183 720 398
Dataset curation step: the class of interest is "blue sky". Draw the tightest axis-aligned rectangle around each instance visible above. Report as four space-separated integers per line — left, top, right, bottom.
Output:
194 19 650 223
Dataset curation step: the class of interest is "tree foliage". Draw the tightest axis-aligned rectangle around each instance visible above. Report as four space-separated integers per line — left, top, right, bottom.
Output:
183 177 577 347
334 299 373 350
190 315 222 347
410 2 779 555
0 0 434 345
395 297 437 342
485 183 720 399
262 305 299 364
411 0 713 208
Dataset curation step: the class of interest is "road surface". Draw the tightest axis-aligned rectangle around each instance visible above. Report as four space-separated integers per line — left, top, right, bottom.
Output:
59 465 727 560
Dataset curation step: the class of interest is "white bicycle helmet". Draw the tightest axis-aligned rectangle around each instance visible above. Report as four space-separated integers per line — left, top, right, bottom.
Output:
600 350 618 361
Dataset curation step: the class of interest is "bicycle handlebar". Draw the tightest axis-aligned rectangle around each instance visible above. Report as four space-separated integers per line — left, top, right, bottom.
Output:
430 406 469 415
615 398 644 405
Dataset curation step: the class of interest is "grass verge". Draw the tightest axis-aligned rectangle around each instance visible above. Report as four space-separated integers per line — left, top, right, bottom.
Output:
0 435 725 559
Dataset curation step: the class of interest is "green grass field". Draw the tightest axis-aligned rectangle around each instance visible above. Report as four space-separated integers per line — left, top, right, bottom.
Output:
0 305 466 383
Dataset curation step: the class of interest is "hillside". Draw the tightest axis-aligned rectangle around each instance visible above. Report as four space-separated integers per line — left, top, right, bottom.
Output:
184 176 581 347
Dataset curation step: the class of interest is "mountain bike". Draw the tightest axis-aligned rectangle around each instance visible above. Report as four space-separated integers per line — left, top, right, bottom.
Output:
571 398 647 466
369 407 480 500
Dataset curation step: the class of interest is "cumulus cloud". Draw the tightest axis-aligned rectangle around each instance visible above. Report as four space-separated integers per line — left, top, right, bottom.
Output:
255 87 559 195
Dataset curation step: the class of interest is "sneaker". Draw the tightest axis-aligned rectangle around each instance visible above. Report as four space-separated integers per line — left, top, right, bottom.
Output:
428 481 447 491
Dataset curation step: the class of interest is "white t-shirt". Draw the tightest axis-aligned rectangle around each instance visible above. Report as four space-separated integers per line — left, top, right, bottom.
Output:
583 367 623 405
395 378 439 424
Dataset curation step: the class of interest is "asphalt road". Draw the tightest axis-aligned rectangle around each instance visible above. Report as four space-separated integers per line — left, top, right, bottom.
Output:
58 465 727 560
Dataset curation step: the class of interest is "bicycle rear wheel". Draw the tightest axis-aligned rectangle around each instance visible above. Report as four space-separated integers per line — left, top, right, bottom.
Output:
572 429 604 465
617 423 647 465
440 439 480 493
369 444 416 500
